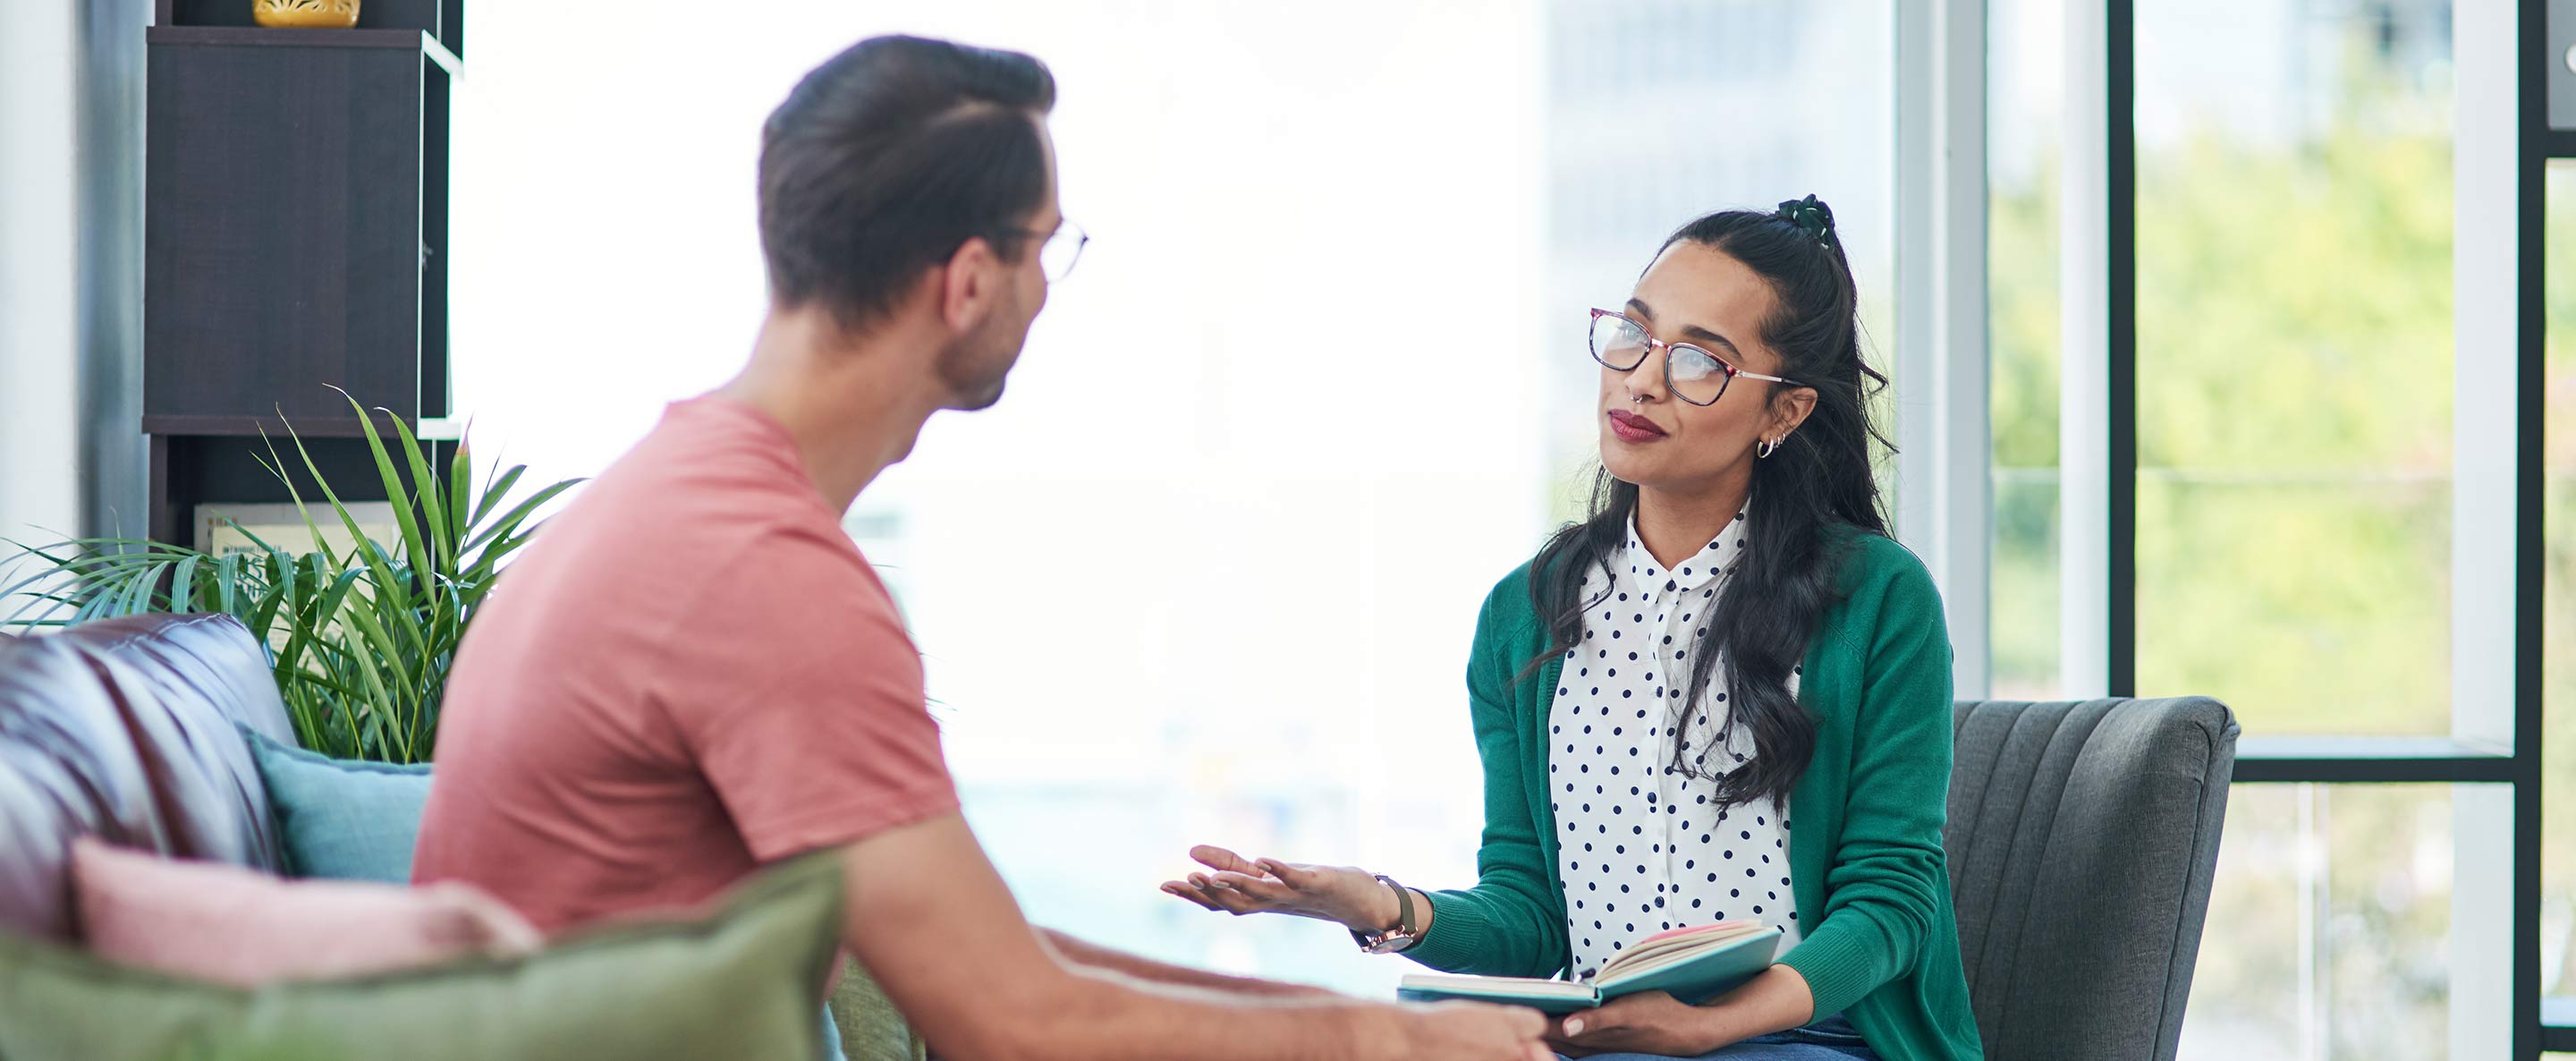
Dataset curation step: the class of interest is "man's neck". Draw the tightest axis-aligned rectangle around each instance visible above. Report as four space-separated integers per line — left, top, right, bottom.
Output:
713 308 945 514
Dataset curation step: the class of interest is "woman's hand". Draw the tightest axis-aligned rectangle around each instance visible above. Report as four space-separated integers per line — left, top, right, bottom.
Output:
1158 845 1402 932
1545 991 1728 1058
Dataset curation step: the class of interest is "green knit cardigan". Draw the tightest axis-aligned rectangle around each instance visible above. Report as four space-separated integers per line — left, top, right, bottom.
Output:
1403 531 1983 1061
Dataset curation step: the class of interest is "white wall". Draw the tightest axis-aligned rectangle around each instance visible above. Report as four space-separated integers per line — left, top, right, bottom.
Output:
0 0 147 557
0 0 87 549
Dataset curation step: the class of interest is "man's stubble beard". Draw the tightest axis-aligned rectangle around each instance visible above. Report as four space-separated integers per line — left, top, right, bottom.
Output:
934 325 1014 412
934 288 1032 412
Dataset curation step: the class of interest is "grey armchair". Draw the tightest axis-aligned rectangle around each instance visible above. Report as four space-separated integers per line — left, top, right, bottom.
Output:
1945 698 2241 1061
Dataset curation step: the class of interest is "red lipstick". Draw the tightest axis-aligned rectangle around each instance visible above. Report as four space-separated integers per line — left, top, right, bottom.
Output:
1606 410 1666 443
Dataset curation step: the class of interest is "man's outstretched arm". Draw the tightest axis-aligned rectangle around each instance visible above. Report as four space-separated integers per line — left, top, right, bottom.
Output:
831 811 1551 1061
1036 928 1335 1000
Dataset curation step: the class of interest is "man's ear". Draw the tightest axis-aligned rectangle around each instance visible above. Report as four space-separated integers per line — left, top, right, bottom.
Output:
937 236 1001 334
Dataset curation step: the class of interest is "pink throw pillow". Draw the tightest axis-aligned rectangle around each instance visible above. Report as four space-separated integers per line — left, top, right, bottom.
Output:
70 836 542 986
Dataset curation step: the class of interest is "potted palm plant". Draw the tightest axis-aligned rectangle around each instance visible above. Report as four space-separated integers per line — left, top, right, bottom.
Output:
0 395 579 764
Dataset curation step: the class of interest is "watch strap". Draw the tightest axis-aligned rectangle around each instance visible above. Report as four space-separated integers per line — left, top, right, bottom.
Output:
1351 873 1424 954
1380 874 1418 935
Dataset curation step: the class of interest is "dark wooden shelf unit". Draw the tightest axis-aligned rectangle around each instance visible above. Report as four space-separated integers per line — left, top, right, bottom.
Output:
142 10 457 548
147 27 459 72
158 0 461 56
141 411 419 438
149 433 457 548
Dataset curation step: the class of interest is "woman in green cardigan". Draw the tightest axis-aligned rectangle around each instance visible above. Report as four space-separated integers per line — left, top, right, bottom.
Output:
1162 198 1982 1061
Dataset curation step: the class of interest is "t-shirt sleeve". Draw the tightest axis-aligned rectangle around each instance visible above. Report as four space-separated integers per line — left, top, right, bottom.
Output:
664 527 960 862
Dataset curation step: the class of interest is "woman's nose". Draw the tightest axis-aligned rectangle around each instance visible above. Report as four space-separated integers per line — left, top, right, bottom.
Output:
1623 347 1667 402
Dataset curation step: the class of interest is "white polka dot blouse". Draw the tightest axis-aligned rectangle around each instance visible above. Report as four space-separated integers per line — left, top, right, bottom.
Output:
1546 506 1801 979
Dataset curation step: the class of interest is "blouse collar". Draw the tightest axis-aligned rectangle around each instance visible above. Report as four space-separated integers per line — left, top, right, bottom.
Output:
1620 503 1752 596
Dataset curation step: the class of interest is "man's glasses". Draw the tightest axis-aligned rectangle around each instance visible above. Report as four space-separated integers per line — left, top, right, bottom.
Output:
1026 221 1089 282
1588 309 1800 406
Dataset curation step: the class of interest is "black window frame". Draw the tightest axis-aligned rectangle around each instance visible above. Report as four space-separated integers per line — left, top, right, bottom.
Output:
2094 2 2565 1054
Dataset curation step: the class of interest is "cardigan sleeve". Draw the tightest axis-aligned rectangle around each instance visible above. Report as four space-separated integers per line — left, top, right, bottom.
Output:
1777 548 1955 1018
1403 581 1571 979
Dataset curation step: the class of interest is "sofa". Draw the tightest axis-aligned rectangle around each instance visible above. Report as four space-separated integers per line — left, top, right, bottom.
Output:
0 612 300 943
0 611 910 1061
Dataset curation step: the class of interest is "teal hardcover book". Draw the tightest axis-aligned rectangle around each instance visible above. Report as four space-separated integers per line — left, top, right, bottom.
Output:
1394 923 1783 1015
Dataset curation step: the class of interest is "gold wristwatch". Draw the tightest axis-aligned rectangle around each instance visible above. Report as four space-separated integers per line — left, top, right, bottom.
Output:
1351 874 1425 954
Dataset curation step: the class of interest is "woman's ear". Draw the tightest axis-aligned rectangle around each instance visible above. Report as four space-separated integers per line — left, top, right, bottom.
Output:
1771 386 1819 440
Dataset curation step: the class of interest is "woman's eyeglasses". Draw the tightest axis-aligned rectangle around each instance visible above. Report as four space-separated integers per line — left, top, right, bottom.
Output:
1587 309 1800 406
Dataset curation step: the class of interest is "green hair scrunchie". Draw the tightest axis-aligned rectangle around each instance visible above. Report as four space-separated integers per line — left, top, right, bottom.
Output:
1776 193 1838 250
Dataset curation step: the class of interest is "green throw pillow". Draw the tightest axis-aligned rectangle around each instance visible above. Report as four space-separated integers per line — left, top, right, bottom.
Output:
829 956 928 1061
0 850 844 1061
238 723 433 883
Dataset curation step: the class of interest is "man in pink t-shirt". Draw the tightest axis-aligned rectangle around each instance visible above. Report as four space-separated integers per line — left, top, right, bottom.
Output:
413 394 956 934
411 33 1546 1061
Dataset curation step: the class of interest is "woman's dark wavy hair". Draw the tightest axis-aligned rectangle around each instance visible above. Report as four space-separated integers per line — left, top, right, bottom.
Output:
1525 202 1892 811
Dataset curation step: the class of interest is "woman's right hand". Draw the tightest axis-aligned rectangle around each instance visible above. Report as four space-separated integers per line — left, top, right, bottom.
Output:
1158 845 1404 933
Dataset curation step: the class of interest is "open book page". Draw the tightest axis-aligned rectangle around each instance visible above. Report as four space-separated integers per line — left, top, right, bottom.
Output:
1593 927 1784 1001
1395 922 1781 1014
1595 921 1769 981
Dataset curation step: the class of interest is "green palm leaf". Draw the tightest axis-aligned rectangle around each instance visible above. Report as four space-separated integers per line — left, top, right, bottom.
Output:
0 397 583 764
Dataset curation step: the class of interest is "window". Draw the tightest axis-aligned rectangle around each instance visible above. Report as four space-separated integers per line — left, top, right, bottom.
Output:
1999 0 2549 1051
2132 0 2457 736
2184 784 2462 1057
1988 0 2067 700
2545 162 2576 1005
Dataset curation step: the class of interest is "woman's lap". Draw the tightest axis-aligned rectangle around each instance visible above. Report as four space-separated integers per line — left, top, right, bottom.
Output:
1556 1018 1877 1061
1561 1046 1870 1061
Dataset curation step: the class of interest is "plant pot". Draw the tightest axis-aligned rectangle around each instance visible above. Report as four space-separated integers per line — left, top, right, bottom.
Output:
252 0 360 29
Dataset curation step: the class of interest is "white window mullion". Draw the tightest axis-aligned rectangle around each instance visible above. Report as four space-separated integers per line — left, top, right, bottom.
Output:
2450 2 2521 760
2057 0 2113 700
1894 0 1993 700
2447 3 2517 1059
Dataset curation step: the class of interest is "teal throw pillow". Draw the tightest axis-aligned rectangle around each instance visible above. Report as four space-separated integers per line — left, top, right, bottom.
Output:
238 723 433 883
0 850 844 1061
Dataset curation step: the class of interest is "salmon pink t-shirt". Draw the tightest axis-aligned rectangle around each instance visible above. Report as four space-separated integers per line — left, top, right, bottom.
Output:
411 397 957 934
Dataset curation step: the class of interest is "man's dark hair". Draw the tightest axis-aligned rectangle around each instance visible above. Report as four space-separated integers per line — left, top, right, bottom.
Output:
758 36 1056 331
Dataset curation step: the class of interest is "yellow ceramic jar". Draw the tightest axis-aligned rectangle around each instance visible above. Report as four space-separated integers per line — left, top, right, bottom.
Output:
252 0 360 29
